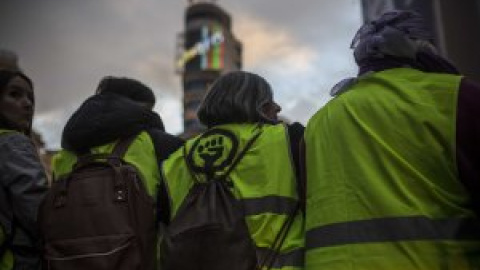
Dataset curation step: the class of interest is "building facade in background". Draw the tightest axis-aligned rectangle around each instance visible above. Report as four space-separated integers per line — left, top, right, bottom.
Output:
361 0 480 81
176 0 242 138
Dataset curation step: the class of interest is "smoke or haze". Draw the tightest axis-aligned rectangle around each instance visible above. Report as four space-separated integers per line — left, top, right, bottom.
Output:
0 0 362 149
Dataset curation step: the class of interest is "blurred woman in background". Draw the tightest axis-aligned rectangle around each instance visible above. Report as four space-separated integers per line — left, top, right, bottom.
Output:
0 70 48 270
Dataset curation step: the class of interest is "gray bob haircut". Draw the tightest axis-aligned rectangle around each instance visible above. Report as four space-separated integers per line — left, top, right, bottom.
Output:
197 71 274 127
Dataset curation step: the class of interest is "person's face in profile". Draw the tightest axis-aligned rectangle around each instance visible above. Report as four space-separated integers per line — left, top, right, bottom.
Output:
0 75 33 133
262 100 281 122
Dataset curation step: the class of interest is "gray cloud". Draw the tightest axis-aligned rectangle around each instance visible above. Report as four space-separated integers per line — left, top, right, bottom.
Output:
0 0 362 149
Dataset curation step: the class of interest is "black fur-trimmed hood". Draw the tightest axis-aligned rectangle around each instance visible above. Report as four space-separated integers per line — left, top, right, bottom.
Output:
61 93 165 152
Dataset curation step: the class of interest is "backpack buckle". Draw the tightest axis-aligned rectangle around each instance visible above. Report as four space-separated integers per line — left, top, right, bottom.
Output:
114 187 127 202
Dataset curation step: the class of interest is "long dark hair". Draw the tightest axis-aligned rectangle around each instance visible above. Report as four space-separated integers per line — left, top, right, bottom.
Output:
0 70 34 135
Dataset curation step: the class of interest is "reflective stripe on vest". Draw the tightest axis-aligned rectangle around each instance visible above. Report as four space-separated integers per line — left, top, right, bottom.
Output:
51 131 159 197
306 216 480 249
257 246 304 269
242 195 298 216
162 123 304 269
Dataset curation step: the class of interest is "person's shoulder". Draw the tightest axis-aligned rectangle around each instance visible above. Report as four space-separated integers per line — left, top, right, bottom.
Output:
286 122 305 132
262 122 304 144
144 128 185 160
146 128 184 144
285 122 305 138
0 132 37 161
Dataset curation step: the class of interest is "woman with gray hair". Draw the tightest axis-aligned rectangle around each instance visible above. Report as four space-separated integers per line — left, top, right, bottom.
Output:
197 71 282 126
304 10 480 269
160 71 305 270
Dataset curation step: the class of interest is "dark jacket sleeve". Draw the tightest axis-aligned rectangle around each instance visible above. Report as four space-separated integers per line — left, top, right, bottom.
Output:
146 129 184 225
456 77 480 213
0 133 48 269
146 128 184 163
287 122 305 212
287 122 305 180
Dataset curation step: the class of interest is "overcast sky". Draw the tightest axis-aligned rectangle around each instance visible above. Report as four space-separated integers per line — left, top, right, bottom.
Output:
0 0 362 149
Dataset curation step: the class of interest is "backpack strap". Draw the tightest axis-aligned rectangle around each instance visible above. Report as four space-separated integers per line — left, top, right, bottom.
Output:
208 126 298 270
111 135 137 159
258 126 302 270
258 202 299 270
73 135 137 169
55 135 138 207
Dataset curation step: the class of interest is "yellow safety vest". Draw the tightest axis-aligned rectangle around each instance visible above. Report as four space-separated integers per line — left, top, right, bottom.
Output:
162 123 305 270
52 131 160 197
305 68 480 269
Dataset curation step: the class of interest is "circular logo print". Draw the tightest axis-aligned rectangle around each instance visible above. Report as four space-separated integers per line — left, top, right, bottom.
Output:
186 128 239 176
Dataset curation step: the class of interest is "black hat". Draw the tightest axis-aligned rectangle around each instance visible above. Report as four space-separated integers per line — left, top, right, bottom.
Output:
96 76 156 107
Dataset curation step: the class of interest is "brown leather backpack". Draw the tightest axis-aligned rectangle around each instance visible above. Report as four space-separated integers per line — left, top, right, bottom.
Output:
39 136 156 270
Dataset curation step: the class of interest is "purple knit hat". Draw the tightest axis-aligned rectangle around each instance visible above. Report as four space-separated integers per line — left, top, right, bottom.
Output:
351 10 434 63
330 10 458 96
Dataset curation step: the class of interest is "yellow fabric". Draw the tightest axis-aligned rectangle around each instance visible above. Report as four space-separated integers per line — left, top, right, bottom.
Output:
305 68 480 269
162 123 304 269
51 131 159 197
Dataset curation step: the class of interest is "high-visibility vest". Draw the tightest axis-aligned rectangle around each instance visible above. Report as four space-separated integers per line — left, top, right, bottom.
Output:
162 123 305 269
0 129 16 270
305 68 480 269
52 131 160 197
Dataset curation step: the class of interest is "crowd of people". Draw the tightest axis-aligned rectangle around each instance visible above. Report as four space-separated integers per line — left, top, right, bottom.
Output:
1 10 479 270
